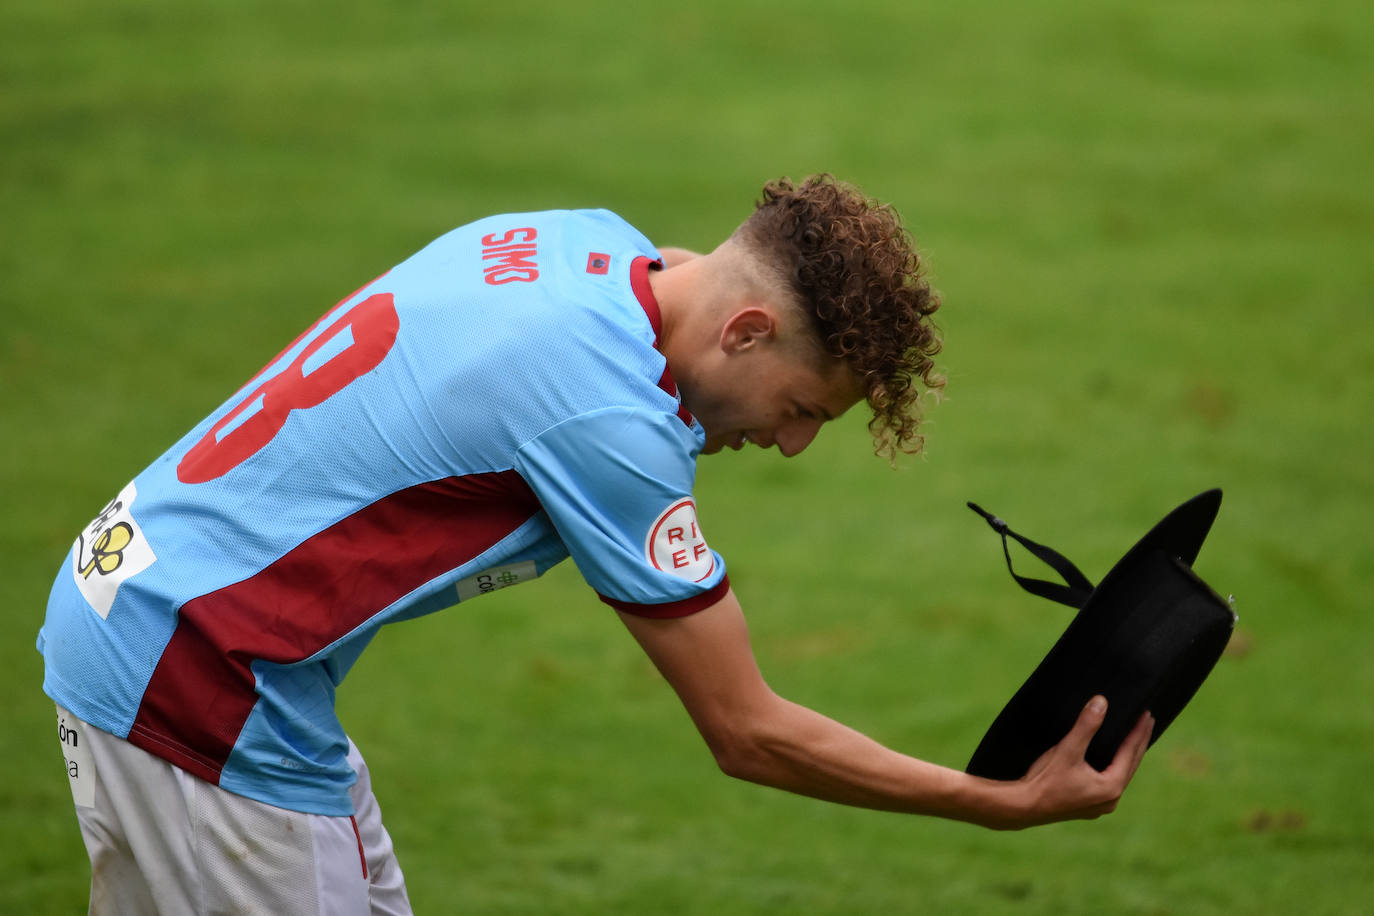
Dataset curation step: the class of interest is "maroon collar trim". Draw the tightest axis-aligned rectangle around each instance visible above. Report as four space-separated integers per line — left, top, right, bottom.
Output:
630 256 663 343
630 256 694 429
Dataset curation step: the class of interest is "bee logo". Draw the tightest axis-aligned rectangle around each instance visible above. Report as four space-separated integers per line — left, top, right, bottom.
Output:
78 522 135 578
71 482 157 619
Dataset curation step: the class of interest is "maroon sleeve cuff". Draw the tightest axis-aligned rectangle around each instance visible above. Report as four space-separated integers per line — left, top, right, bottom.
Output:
598 575 731 619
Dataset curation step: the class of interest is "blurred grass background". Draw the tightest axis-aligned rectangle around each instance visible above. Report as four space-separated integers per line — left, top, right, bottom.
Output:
3 0 1371 912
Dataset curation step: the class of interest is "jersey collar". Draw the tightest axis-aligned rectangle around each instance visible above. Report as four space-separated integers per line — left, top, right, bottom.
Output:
631 256 695 429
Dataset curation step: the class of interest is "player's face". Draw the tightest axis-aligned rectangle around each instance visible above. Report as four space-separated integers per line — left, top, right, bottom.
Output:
691 346 864 458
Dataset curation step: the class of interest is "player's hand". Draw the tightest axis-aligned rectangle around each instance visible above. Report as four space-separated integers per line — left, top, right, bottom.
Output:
1000 696 1154 829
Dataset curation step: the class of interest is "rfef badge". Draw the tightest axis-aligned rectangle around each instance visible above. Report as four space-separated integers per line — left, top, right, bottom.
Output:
645 498 715 583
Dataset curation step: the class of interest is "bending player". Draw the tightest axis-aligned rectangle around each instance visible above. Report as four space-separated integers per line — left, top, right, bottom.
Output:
41 174 1152 914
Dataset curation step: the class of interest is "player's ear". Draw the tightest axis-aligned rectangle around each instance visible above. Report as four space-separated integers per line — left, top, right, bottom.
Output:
719 307 777 354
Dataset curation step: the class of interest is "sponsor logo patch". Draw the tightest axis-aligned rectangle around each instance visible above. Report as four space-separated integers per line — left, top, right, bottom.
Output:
646 499 714 582
72 481 157 619
455 560 538 602
586 252 611 275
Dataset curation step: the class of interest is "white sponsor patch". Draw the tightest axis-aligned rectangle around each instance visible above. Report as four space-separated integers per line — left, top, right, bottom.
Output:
646 498 715 582
455 560 538 602
71 481 157 620
57 706 95 808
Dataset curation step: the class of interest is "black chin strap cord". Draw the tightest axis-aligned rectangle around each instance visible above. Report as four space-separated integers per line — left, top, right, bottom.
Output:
967 502 1095 610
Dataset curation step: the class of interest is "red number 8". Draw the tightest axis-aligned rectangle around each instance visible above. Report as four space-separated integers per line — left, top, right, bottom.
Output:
177 292 400 484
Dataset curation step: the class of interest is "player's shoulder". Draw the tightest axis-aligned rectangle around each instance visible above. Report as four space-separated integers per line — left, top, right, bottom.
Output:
563 207 656 250
465 208 655 254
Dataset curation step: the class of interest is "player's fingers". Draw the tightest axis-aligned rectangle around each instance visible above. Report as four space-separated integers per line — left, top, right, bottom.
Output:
1107 710 1155 784
1059 695 1109 759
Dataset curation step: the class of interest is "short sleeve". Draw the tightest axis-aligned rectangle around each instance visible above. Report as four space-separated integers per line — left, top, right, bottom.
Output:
514 407 729 617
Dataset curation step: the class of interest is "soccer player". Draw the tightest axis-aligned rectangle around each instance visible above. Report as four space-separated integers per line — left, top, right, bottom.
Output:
41 174 1152 914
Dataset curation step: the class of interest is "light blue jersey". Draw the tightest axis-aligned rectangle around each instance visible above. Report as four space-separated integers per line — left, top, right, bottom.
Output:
39 209 729 815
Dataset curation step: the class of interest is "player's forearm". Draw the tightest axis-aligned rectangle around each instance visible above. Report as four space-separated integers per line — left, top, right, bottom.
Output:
619 598 1028 828
618 597 1140 831
712 692 1022 828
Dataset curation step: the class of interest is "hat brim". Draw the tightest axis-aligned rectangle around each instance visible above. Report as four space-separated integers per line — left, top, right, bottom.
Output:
1111 488 1222 573
966 489 1235 781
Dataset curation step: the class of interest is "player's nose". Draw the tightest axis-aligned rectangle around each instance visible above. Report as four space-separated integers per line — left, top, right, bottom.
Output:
775 420 822 458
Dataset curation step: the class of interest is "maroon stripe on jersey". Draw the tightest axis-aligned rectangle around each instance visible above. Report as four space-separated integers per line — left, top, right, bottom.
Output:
599 575 731 619
128 470 540 784
630 255 695 428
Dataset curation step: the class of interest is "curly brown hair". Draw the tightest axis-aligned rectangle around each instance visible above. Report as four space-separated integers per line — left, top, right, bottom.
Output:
734 174 944 458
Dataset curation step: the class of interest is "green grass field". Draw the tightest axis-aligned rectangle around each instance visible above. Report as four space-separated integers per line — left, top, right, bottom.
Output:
4 0 1372 912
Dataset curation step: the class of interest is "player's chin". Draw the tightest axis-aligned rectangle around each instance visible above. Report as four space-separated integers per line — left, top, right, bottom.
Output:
700 432 738 455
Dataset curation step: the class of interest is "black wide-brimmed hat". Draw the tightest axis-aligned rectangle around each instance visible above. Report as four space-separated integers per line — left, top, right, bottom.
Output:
964 489 1236 781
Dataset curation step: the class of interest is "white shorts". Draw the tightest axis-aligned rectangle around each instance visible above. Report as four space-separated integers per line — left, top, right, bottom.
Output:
56 705 412 916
